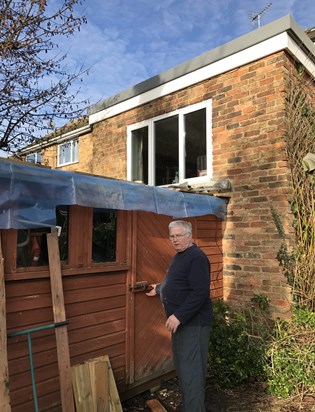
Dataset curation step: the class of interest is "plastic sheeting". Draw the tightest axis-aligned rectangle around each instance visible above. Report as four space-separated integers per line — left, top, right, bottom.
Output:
0 160 227 229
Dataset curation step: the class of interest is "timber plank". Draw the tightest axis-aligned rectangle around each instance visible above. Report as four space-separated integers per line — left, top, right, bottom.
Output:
146 399 167 412
0 236 11 411
90 360 110 412
72 363 94 412
47 229 75 412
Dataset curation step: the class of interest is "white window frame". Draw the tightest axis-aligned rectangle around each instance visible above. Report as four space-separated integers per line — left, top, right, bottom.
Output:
26 151 42 164
127 99 212 186
57 138 78 167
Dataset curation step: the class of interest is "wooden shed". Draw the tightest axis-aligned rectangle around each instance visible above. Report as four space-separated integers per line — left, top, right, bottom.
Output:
0 159 226 411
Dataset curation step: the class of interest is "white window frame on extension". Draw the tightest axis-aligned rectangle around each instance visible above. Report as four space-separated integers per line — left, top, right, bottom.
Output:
57 138 78 167
127 99 212 186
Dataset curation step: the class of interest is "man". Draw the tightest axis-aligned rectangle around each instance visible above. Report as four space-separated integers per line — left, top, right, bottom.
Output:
146 220 212 412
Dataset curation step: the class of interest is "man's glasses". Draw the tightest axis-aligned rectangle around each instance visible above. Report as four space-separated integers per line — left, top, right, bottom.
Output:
169 233 189 240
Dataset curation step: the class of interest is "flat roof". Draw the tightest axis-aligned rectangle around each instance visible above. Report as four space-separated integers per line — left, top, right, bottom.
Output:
88 14 315 118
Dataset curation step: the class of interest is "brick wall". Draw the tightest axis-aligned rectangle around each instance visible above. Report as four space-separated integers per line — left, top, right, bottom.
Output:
41 50 301 318
213 52 294 318
87 51 295 318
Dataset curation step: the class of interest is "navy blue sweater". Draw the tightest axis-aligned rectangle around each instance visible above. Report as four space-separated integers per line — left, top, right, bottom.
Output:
157 244 212 326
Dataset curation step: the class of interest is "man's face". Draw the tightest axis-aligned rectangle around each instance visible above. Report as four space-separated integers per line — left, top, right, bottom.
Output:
169 226 193 252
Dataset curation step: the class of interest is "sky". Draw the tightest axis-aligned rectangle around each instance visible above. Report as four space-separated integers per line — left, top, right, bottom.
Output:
2 0 315 159
60 0 315 110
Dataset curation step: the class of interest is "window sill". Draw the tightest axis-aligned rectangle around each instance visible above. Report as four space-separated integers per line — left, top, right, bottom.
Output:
5 262 130 281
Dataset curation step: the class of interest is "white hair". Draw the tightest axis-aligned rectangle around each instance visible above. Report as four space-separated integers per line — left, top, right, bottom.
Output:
168 220 192 234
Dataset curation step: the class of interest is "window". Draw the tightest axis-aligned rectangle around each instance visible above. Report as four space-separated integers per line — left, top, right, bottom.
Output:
58 139 78 166
15 206 117 269
127 100 212 185
26 151 42 164
16 206 69 268
92 210 117 263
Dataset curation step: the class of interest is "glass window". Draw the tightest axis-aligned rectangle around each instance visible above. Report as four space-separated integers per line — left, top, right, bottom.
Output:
131 126 148 184
58 139 78 166
16 228 49 268
184 108 207 178
127 100 211 186
92 210 117 263
155 115 178 186
16 206 69 268
56 206 69 262
26 151 42 164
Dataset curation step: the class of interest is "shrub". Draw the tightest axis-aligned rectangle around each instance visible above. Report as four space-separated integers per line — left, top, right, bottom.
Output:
265 306 315 398
208 297 271 388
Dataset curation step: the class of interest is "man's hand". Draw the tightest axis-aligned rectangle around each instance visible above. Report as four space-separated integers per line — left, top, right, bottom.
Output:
146 284 157 296
166 314 180 333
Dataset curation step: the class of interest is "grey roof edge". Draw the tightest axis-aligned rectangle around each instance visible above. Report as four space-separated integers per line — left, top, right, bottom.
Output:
88 14 315 117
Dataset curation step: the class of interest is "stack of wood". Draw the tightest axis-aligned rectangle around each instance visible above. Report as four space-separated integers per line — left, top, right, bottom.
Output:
72 355 122 412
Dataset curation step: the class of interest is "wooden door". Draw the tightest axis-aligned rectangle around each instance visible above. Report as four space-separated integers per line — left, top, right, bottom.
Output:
126 212 222 388
127 212 175 385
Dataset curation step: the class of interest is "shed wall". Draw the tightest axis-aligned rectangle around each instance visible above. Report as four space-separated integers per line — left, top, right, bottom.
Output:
3 211 223 411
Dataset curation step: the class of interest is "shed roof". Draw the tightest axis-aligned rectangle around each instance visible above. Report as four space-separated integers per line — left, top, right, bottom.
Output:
0 159 227 229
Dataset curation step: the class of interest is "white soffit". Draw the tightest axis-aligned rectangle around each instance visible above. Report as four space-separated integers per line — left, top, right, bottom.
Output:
89 32 315 125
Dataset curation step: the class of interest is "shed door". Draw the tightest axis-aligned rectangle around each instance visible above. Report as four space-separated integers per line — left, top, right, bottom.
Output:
128 212 174 385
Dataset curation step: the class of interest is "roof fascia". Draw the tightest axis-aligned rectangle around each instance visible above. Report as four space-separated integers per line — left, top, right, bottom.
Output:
19 124 92 155
89 14 315 125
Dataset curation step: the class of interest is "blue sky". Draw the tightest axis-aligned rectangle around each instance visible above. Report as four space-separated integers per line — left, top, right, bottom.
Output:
61 0 315 108
1 0 313 159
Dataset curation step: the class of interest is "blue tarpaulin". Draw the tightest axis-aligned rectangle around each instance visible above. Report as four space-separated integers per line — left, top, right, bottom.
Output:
0 160 227 229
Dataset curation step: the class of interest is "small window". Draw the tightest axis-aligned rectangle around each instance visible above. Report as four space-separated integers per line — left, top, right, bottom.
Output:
92 210 117 263
16 206 69 268
56 206 69 262
16 228 49 268
58 139 78 166
26 151 42 164
127 100 212 186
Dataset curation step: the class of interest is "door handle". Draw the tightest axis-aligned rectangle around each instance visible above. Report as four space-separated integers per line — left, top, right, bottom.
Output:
129 281 153 293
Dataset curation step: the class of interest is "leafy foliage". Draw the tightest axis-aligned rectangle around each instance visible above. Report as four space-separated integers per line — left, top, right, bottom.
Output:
209 298 271 388
265 307 315 398
282 72 315 310
0 0 89 152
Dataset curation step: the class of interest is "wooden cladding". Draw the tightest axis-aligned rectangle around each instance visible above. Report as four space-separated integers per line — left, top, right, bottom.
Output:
2 209 223 411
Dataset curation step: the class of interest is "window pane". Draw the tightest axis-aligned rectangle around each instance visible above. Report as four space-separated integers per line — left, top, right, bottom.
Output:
26 153 36 163
72 140 78 162
56 206 69 262
155 115 178 185
16 229 49 267
59 143 71 165
16 206 69 268
92 210 117 262
184 108 207 178
131 127 148 184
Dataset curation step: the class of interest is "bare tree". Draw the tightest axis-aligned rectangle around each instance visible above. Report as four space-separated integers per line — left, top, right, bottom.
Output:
0 0 89 153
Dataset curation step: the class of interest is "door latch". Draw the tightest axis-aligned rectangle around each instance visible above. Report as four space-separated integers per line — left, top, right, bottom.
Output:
129 281 153 293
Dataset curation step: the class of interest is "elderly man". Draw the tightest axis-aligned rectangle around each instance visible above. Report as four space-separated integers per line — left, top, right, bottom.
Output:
146 220 212 412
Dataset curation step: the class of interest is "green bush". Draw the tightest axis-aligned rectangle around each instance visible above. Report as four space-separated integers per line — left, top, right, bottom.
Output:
209 300 315 399
208 298 270 388
265 307 315 398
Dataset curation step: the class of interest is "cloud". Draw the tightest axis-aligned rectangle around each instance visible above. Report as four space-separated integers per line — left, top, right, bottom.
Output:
47 0 315 110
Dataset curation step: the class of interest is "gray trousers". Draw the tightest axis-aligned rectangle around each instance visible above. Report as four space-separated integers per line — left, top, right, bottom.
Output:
172 325 211 412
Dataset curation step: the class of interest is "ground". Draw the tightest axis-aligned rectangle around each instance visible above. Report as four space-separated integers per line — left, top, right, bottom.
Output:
122 377 315 412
